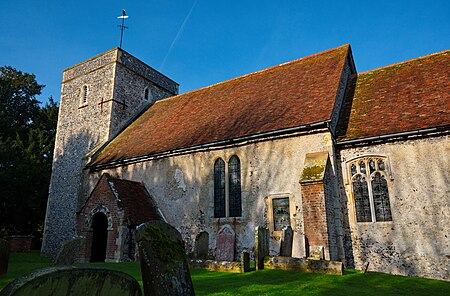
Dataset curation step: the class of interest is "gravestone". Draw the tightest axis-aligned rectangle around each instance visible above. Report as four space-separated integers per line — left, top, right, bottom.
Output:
241 252 250 272
255 226 269 270
194 231 209 259
280 226 293 257
0 266 141 295
0 239 9 276
53 237 85 266
215 225 235 261
309 245 324 260
136 221 194 296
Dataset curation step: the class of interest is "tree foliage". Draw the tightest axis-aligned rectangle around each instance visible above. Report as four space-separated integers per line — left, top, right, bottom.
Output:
0 66 58 240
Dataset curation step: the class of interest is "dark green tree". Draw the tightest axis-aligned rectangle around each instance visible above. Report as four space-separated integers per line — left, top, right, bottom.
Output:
0 66 58 244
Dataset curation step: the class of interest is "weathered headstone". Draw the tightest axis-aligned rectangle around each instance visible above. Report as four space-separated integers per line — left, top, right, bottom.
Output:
241 252 250 272
53 236 85 266
136 221 194 296
194 231 209 259
255 226 269 270
0 266 142 295
309 245 324 260
215 225 235 261
0 239 10 276
280 226 293 257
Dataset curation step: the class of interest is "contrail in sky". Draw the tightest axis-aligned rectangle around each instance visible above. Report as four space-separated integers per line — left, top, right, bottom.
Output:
160 0 199 70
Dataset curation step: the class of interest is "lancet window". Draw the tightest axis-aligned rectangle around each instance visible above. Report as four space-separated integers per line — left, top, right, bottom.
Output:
213 155 242 218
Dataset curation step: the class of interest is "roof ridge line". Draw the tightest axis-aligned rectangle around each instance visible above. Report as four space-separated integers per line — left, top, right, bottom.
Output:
358 48 450 75
153 44 350 105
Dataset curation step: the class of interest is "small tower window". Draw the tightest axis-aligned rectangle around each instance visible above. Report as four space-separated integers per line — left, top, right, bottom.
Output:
80 85 88 105
144 87 149 100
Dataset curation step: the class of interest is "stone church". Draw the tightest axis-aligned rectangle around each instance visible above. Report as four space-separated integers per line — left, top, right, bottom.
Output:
41 44 449 280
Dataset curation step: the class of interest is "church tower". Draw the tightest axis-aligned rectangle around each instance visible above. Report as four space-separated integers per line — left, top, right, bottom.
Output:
41 48 178 257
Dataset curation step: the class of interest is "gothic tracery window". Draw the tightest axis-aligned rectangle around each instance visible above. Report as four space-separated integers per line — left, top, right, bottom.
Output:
349 157 392 222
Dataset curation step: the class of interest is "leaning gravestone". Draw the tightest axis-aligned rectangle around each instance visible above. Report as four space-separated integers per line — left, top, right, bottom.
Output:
0 239 9 276
194 231 209 259
0 266 141 296
53 236 86 266
136 221 195 296
215 225 235 262
280 226 293 257
255 226 269 270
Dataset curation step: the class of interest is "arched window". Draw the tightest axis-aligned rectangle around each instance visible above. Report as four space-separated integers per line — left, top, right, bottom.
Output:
81 85 88 105
348 157 392 222
372 172 392 221
352 175 371 222
144 87 149 100
228 156 241 217
214 158 225 218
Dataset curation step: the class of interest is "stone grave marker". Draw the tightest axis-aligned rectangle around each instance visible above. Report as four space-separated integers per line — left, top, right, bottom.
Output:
0 266 142 295
194 231 209 259
309 245 325 260
255 226 269 270
241 252 250 272
136 220 195 296
0 239 9 276
280 226 293 257
53 236 86 266
215 225 235 261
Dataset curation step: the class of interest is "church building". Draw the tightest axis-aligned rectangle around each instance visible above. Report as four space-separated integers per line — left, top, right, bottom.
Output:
41 45 449 280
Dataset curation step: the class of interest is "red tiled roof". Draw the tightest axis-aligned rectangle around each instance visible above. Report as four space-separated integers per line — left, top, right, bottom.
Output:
337 50 450 142
90 45 350 166
108 176 161 225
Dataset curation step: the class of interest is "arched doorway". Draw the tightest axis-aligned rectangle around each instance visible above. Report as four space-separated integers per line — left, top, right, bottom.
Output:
90 212 108 262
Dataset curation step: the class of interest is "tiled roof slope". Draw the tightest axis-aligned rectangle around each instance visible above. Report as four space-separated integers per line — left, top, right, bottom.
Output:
90 45 350 166
337 50 450 142
108 176 161 225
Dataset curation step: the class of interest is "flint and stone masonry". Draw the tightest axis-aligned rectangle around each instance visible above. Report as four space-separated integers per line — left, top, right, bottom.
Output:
41 48 178 257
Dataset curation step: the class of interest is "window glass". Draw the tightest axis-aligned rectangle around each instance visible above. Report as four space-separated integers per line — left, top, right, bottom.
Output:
273 198 290 231
214 158 225 218
349 157 392 223
353 175 372 222
372 173 392 221
228 156 242 217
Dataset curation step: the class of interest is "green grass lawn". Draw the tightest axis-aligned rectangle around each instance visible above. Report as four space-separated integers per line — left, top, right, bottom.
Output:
1 252 449 295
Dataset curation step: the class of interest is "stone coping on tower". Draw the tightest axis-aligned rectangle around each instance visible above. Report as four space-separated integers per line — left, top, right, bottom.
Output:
62 47 179 95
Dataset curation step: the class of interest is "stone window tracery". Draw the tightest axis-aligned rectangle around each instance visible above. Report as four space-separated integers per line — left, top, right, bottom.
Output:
213 155 242 218
348 156 392 222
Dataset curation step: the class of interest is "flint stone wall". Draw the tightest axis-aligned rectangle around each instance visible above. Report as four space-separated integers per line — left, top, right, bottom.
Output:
89 131 338 260
42 48 177 258
338 135 450 280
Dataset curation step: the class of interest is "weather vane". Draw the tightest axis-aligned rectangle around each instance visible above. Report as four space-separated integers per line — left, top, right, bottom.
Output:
117 9 129 49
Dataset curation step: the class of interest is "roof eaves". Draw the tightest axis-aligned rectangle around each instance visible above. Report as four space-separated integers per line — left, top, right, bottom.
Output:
88 120 330 170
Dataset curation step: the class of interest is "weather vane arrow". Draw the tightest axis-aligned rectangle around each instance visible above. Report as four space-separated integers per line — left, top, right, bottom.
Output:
117 9 129 49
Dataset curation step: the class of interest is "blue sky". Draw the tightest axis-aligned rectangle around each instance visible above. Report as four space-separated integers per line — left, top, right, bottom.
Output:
1 0 449 104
